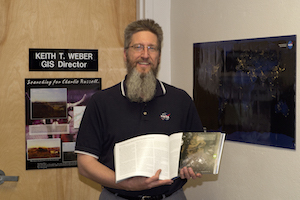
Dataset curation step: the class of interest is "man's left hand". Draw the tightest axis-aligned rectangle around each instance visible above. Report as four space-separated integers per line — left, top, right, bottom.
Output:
179 167 202 179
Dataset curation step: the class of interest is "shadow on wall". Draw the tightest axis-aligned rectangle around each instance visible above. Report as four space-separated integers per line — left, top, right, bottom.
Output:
183 174 219 189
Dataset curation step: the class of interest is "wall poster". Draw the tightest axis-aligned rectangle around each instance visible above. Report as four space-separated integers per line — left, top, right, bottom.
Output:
25 78 101 169
193 35 296 149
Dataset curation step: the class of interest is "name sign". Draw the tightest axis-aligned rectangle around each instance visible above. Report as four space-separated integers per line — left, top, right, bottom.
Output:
29 49 98 71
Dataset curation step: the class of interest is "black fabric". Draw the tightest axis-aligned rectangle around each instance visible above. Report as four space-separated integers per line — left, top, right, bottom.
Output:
106 188 172 200
75 79 203 197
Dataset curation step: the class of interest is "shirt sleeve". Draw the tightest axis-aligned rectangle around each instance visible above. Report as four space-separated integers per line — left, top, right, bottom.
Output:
75 94 103 158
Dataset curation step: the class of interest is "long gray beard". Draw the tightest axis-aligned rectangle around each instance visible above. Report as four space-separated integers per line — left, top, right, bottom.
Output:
126 69 157 102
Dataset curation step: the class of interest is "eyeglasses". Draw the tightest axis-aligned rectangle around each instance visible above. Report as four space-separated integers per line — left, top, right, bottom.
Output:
128 44 158 53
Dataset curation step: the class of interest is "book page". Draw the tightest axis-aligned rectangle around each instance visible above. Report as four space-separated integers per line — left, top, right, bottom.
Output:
115 142 137 180
152 136 170 179
114 134 170 183
169 132 183 178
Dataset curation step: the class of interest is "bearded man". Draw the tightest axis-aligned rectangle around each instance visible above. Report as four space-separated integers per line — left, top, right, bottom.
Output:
75 19 203 200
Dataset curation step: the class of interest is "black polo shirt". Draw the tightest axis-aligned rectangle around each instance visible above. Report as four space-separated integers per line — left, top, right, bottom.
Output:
75 79 203 197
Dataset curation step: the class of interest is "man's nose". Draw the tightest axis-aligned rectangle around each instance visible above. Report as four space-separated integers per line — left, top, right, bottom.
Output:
141 47 150 58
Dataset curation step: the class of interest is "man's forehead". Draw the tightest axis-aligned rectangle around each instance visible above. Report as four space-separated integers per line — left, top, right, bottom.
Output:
131 31 158 45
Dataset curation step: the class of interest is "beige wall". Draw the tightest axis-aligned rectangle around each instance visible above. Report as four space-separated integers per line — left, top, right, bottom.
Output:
170 0 300 199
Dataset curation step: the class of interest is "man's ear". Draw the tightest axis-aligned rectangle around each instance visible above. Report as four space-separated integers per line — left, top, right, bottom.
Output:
158 55 161 65
123 49 127 62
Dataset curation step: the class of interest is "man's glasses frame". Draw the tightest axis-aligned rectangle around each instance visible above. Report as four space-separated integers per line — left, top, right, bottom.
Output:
128 44 158 53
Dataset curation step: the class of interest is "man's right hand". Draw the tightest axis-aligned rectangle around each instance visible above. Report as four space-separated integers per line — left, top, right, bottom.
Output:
118 169 174 191
77 154 173 191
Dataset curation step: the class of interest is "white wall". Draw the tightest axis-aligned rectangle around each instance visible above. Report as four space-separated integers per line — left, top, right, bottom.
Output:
142 0 300 199
170 0 300 200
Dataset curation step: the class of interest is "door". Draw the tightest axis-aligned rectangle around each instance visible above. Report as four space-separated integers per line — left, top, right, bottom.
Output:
0 0 135 199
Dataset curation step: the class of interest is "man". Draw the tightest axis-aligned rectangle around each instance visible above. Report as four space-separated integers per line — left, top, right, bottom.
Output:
75 19 203 200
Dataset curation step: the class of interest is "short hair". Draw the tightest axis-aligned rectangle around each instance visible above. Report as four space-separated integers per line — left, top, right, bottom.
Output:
124 19 163 53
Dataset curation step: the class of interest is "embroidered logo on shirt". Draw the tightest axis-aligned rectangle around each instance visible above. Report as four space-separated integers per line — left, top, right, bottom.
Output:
160 112 171 121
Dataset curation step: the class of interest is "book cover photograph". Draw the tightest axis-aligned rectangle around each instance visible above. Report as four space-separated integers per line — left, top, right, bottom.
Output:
179 132 225 174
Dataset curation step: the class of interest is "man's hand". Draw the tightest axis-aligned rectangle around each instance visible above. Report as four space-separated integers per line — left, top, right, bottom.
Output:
77 154 173 191
179 167 202 180
118 169 173 191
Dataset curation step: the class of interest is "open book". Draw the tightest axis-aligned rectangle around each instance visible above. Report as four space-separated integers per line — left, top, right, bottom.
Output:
114 132 225 183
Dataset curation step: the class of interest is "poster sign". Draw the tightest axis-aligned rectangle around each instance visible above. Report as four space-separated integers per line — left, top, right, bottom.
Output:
193 35 296 149
29 49 98 71
25 78 101 169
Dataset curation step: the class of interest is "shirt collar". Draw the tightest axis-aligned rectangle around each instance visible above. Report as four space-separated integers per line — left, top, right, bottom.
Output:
120 78 166 97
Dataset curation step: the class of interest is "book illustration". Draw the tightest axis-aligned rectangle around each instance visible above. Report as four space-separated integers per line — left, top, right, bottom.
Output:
179 132 225 174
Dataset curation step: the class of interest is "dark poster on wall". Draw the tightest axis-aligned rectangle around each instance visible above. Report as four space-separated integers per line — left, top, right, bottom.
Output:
193 35 296 149
25 78 101 169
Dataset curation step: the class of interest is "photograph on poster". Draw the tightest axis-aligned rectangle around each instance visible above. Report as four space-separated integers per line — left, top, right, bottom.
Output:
193 35 296 149
27 138 61 160
30 88 67 119
25 78 101 169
